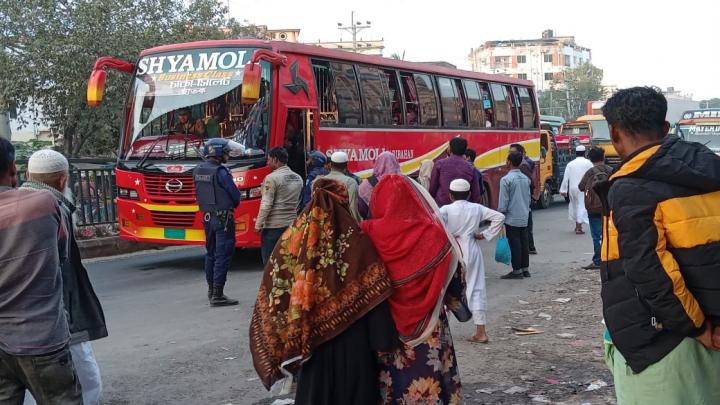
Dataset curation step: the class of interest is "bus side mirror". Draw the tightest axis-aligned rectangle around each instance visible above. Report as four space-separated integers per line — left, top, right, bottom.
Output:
241 63 261 104
87 69 107 107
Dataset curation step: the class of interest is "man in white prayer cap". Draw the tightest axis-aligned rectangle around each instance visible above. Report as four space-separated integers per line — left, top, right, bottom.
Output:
560 144 594 234
21 149 107 405
314 151 361 222
439 178 505 343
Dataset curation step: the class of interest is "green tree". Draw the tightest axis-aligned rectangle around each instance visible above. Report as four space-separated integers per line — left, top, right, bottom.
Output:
538 62 604 120
0 0 261 157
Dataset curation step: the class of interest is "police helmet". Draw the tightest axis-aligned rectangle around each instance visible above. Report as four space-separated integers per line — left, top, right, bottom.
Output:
203 138 230 158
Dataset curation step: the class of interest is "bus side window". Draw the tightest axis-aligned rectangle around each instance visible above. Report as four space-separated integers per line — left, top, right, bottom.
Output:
517 87 537 129
506 85 520 128
311 59 339 126
413 74 439 126
455 79 468 127
384 70 404 125
490 83 511 128
479 82 494 127
437 77 463 127
462 80 484 128
357 65 392 126
331 62 363 126
400 73 419 126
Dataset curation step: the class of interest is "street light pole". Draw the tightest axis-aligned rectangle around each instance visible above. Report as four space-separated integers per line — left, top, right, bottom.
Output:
337 11 372 53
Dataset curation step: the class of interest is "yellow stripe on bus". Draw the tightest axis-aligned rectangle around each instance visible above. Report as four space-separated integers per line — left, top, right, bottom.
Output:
474 139 540 171
137 227 205 242
138 203 199 213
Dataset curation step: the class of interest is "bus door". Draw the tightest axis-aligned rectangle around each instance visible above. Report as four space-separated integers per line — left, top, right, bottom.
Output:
284 108 318 180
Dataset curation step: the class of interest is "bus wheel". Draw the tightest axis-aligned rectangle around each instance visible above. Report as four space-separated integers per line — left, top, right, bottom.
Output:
538 182 553 209
480 182 490 207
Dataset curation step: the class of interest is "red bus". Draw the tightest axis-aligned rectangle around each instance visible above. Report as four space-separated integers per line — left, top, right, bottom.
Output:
87 40 541 247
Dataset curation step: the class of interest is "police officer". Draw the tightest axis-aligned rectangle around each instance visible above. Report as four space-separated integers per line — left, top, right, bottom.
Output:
194 138 241 306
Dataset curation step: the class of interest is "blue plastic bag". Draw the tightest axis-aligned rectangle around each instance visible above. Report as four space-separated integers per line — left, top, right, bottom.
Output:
495 235 512 265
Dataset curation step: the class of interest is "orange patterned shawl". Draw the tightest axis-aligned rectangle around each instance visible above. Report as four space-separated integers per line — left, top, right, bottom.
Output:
249 178 393 390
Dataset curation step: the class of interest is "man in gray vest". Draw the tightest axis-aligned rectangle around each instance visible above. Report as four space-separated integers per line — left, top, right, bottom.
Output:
193 139 241 306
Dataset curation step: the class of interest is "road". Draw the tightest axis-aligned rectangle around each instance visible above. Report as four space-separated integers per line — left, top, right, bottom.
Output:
90 198 598 404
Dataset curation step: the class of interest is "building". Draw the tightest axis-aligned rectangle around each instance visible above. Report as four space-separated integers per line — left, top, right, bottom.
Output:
257 26 384 56
307 39 384 56
469 29 591 91
262 28 301 43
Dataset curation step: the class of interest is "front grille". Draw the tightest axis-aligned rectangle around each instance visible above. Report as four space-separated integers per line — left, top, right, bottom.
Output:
150 211 196 227
143 174 196 199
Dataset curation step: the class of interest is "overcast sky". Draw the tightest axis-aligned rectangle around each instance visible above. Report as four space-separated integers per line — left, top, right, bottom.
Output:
232 0 719 100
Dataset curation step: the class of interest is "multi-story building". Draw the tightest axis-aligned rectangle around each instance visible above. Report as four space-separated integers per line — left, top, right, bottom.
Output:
257 26 385 56
469 30 591 91
306 39 384 56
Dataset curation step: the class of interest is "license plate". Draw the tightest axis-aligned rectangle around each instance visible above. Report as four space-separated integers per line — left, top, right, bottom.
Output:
164 228 186 240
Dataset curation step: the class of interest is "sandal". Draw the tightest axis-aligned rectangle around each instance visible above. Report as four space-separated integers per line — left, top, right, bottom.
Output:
468 336 489 344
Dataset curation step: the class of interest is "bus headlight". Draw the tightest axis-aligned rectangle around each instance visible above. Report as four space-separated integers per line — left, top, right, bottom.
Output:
118 187 139 200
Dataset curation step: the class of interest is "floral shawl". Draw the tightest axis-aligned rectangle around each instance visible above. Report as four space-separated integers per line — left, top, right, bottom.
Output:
361 174 470 347
249 178 393 390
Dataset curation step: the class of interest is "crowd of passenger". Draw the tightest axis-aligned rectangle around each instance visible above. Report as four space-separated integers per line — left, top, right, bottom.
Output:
2 87 720 405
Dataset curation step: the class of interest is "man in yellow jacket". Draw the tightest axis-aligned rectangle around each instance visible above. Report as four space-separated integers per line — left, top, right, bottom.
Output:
598 87 720 404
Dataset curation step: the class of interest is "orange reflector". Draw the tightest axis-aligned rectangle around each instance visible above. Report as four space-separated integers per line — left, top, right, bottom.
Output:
241 63 261 104
121 219 131 227
87 69 107 107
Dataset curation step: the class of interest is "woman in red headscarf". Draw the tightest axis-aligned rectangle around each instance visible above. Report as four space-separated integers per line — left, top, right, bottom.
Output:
361 174 471 405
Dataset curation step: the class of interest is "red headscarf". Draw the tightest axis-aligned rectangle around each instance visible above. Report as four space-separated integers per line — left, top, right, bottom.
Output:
360 174 459 345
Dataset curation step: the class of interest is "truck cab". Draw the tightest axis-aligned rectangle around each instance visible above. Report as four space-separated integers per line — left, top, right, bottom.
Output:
536 129 574 208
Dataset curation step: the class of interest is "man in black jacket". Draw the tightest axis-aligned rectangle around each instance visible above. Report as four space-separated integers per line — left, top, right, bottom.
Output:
22 150 107 405
598 87 720 403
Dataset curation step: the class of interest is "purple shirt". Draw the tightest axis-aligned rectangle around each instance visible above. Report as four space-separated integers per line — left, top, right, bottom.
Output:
429 155 482 207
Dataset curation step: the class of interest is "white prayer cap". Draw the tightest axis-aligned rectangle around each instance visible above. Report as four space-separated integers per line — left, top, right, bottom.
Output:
330 151 349 164
449 179 471 192
576 145 586 152
28 149 69 174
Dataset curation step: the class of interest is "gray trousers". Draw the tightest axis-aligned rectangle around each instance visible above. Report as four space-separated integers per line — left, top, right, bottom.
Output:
0 345 82 405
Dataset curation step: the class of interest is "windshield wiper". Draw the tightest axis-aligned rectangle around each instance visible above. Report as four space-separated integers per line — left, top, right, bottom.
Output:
136 131 181 170
136 137 163 170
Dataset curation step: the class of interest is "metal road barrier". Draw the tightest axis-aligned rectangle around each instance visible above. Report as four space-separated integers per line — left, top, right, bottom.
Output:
17 159 117 227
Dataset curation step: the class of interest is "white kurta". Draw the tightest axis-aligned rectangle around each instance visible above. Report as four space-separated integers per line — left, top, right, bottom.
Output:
440 200 505 325
560 157 594 225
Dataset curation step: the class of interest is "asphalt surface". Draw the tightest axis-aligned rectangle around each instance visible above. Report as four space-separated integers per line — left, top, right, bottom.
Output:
90 197 593 404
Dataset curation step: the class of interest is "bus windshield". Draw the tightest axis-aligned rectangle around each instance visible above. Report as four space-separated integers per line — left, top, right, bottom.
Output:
678 124 720 150
589 119 610 140
122 47 271 162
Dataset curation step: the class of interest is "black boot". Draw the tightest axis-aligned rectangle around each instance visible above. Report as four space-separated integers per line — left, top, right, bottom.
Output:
207 284 213 301
210 285 238 307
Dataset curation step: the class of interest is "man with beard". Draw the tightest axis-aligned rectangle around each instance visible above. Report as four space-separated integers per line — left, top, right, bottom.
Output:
21 150 107 405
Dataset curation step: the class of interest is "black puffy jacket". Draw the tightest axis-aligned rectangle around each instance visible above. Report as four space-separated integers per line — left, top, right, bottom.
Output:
597 136 720 373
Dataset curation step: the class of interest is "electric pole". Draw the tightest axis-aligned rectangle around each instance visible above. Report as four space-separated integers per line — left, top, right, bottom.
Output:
337 11 372 53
